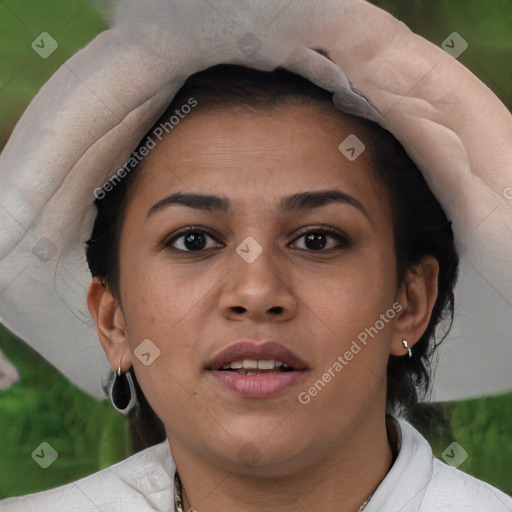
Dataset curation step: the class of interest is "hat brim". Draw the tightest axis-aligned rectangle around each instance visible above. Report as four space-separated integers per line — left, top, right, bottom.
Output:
0 0 511 401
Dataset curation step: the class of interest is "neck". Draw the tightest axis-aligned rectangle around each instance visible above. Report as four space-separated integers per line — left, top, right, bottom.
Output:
170 410 394 512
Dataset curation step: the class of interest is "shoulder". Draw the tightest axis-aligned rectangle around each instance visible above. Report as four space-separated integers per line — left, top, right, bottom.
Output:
0 439 175 512
369 417 512 512
422 456 512 511
399 419 512 512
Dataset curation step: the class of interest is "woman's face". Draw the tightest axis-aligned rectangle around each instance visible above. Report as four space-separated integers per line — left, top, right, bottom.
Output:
114 104 405 474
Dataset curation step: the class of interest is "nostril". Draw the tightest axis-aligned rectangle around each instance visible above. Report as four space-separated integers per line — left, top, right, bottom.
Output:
231 306 246 314
268 306 284 315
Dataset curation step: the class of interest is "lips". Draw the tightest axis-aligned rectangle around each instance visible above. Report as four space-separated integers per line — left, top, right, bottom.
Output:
206 340 309 398
206 340 308 372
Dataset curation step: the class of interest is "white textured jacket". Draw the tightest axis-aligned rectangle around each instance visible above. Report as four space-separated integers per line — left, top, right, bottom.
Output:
1 419 511 511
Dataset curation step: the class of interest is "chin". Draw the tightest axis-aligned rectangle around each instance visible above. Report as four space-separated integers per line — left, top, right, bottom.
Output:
193 421 317 477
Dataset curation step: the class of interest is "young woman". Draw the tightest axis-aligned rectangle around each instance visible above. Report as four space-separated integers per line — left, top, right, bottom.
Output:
0 1 511 511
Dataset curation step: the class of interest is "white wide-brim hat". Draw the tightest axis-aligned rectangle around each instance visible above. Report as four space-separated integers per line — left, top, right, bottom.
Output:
0 0 511 401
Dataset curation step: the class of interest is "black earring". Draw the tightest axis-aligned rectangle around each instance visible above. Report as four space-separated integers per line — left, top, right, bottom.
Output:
110 364 137 415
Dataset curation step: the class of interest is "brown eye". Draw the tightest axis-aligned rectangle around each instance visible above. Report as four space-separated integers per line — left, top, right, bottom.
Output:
304 232 329 250
180 232 208 251
166 228 223 252
291 228 351 251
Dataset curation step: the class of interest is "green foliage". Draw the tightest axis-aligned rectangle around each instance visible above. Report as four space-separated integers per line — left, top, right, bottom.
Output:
0 0 108 146
369 0 511 109
0 329 131 498
408 394 512 495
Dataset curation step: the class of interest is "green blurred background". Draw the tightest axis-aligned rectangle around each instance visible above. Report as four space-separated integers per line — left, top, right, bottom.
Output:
0 0 511 500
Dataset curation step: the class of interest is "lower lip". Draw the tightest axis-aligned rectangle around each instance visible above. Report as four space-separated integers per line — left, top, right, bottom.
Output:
208 370 307 398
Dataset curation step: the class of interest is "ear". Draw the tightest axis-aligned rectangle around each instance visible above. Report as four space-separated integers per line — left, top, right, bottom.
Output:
87 277 132 372
390 255 439 356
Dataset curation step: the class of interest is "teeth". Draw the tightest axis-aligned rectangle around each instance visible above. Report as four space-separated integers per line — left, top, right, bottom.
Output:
221 359 289 370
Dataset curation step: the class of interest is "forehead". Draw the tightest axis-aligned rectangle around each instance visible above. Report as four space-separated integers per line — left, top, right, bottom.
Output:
126 104 386 216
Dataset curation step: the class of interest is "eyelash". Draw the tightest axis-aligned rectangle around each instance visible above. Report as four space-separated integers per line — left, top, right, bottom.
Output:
163 225 351 254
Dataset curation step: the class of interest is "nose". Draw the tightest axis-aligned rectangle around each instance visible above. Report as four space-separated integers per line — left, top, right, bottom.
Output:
218 246 298 323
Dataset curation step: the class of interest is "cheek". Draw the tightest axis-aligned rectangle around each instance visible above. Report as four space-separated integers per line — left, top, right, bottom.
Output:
117 222 397 429
294 246 397 409
118 262 209 427
119 253 223 382
300 247 397 344
120 239 215 332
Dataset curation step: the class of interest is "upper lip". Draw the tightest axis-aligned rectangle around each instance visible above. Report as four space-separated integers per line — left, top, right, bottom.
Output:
206 340 308 371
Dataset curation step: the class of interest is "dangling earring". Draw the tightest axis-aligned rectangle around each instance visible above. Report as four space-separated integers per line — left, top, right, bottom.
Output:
402 339 412 358
109 361 137 414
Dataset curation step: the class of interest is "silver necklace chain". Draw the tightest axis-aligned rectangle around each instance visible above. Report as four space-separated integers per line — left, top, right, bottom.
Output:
174 471 372 512
174 471 185 512
357 494 373 511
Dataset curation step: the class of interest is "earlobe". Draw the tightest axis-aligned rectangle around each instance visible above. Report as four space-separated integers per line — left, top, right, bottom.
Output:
390 256 439 356
87 277 132 371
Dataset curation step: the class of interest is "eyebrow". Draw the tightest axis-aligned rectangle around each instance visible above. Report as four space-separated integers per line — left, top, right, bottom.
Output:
146 189 370 220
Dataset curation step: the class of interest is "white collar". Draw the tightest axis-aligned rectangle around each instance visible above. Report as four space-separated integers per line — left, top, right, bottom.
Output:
113 417 434 512
365 417 434 511
115 439 176 511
